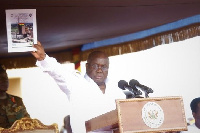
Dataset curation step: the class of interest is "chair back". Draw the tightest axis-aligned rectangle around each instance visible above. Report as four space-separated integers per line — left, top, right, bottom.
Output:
0 117 59 133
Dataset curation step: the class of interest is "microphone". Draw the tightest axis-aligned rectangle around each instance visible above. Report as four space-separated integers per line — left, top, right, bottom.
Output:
118 80 142 97
129 79 154 95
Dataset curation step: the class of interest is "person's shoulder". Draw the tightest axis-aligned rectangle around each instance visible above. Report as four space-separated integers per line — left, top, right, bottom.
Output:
106 78 121 89
182 123 200 132
9 94 21 99
7 94 23 102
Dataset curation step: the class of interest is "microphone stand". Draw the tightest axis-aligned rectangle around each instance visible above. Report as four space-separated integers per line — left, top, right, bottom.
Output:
144 91 150 98
125 90 143 99
138 85 153 98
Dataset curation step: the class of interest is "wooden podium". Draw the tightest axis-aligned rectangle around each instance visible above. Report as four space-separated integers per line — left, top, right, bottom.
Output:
85 96 188 133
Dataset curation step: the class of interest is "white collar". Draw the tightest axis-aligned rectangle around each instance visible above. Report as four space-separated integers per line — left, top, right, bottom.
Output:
84 73 109 84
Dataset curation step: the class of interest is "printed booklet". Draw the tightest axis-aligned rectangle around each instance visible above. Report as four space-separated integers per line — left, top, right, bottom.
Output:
5 9 37 52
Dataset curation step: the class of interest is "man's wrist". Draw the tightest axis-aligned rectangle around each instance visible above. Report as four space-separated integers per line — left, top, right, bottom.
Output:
38 53 46 61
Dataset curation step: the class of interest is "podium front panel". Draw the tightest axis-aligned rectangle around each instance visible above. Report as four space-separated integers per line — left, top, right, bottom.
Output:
116 96 187 133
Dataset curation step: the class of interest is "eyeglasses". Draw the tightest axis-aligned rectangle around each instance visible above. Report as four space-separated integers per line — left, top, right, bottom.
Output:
88 63 108 71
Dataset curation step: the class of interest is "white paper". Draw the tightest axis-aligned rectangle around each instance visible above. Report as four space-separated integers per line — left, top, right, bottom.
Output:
6 9 37 52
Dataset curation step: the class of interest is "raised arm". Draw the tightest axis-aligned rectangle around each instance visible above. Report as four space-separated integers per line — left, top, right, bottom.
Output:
30 41 73 100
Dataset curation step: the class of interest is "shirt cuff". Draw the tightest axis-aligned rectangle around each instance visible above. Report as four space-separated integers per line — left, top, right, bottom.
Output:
36 54 57 71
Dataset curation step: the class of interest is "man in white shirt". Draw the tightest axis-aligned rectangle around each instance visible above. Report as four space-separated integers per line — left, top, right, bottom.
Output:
31 41 126 133
181 97 200 133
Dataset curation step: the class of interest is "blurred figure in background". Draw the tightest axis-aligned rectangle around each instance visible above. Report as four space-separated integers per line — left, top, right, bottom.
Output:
0 64 30 128
60 115 72 133
181 97 200 132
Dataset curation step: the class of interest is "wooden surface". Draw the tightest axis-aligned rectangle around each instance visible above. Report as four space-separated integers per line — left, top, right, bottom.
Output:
85 109 118 132
85 96 187 133
117 96 187 133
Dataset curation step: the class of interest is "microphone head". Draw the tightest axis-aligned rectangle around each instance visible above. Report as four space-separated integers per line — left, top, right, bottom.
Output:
147 88 154 93
129 79 139 87
118 80 128 90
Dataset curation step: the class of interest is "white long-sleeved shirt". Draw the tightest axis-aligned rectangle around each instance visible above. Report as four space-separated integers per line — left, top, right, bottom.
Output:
36 55 126 133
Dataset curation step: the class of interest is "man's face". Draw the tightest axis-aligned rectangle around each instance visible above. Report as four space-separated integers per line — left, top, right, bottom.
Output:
86 56 109 86
193 103 200 127
0 71 9 92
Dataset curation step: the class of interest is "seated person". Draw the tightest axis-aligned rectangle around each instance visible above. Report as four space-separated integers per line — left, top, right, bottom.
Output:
0 64 30 128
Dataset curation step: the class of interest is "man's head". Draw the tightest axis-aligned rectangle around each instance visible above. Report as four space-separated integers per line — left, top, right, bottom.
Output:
190 97 200 128
0 64 9 92
86 51 109 86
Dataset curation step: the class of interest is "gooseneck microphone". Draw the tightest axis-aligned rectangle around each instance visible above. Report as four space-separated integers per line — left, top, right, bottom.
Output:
118 80 142 98
129 79 153 97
